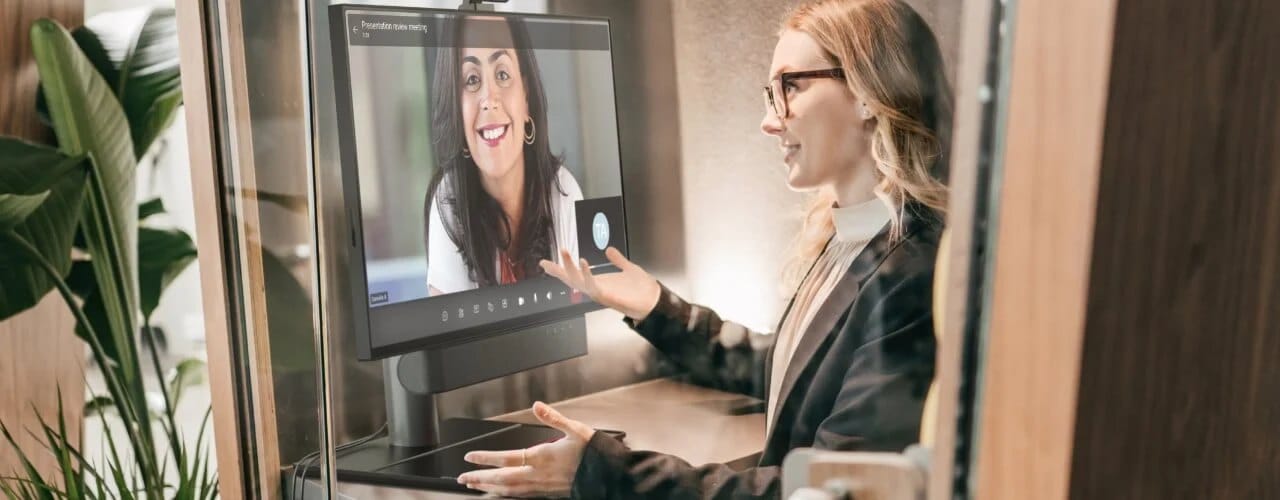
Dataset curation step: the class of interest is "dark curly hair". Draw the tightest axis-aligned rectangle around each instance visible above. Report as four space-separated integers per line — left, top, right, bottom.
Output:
424 14 566 287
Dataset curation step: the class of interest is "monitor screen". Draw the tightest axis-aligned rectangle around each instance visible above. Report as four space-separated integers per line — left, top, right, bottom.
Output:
329 6 628 359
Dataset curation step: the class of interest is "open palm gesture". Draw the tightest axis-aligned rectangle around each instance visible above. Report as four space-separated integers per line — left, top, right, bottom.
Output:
539 247 660 321
458 402 595 497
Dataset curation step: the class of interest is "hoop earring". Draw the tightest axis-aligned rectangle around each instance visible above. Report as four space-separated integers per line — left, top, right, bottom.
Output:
461 147 471 159
523 117 536 145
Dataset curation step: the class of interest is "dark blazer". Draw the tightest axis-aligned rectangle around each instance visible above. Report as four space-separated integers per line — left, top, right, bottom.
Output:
571 204 941 500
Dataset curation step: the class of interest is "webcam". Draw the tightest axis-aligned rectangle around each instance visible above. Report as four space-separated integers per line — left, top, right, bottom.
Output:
459 0 509 10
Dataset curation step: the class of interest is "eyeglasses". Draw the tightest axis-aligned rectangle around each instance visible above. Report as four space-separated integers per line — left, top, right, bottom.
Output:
763 68 846 119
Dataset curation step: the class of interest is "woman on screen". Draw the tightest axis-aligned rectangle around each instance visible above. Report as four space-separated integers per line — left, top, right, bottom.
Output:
424 15 583 295
457 0 950 497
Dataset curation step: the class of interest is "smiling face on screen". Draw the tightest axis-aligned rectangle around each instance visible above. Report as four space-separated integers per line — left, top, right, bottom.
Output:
459 19 530 185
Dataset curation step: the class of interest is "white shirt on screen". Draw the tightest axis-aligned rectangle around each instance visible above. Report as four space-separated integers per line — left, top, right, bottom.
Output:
427 166 583 294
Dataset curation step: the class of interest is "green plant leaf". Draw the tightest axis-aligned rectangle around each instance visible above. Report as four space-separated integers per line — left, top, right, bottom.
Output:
118 8 181 159
32 16 140 335
138 226 196 320
0 193 50 232
0 139 88 321
71 24 121 96
33 17 140 356
259 246 319 373
53 434 110 500
0 139 73 231
75 286 122 366
72 7 181 159
0 421 53 500
32 17 156 486
138 197 164 221
167 358 206 405
0 476 60 500
136 88 183 158
43 390 84 500
0 478 26 499
86 380 134 500
64 259 96 298
0 139 85 253
34 23 120 132
0 139 87 197
68 204 181 368
192 407 216 499
85 395 115 416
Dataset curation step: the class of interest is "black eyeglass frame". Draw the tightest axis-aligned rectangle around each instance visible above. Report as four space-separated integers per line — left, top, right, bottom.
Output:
763 68 847 119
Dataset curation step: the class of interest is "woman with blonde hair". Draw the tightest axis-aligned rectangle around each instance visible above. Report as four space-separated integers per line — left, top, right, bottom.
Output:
456 0 951 497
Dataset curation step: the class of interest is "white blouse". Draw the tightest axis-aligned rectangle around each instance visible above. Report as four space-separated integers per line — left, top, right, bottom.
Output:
766 197 892 433
426 166 583 294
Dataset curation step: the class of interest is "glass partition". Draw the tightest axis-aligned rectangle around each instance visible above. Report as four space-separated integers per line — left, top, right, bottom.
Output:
188 0 1014 497
184 0 338 496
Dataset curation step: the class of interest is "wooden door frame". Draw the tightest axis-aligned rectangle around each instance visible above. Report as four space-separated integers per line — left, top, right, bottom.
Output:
927 0 1122 496
924 0 1003 494
952 0 1280 498
176 0 287 497
967 0 1119 496
928 0 1122 496
175 0 248 497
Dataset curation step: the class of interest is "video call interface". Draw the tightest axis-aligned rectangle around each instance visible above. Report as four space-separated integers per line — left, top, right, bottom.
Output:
335 8 628 342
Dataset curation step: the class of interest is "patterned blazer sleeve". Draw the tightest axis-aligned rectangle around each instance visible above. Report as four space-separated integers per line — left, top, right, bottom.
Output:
572 265 936 500
572 432 781 500
624 283 774 398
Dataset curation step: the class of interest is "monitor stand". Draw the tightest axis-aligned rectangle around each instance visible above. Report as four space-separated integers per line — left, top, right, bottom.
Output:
320 316 592 492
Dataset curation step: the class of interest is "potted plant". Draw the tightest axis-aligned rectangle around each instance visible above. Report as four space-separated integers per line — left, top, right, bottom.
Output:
0 8 217 499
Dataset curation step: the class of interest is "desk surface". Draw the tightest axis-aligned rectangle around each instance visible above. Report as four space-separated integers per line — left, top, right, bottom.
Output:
335 378 766 499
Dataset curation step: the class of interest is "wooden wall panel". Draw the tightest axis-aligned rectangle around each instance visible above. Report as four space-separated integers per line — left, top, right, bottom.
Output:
0 0 81 140
1070 0 1280 497
975 0 1279 498
971 0 1118 498
0 296 82 479
0 0 86 481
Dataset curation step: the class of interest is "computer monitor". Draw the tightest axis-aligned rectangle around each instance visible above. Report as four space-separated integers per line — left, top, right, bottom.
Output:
318 4 630 491
330 5 629 361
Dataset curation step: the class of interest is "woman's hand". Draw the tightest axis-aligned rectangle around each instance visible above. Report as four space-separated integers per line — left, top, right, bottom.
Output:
458 402 596 498
540 247 661 321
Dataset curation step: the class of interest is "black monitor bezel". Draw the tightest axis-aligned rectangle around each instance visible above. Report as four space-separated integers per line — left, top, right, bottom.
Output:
328 4 629 360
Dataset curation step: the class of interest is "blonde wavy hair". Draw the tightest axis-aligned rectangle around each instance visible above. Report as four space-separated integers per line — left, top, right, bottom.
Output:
780 0 952 292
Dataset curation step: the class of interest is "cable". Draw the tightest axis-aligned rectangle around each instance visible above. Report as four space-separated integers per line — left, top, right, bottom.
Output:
291 422 388 500
292 422 388 500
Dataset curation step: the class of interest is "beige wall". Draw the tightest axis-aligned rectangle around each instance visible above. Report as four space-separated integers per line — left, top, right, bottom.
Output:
669 0 961 332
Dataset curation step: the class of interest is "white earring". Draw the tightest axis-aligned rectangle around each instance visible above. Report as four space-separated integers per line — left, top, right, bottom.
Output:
860 105 872 119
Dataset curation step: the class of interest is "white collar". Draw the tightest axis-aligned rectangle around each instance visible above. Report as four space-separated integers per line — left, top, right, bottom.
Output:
832 197 891 243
